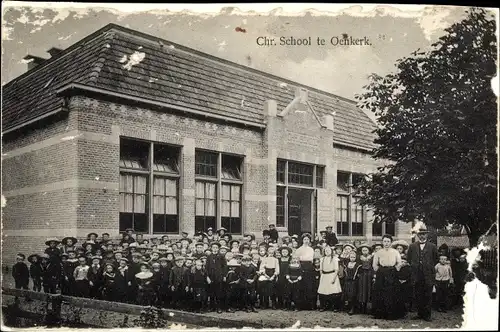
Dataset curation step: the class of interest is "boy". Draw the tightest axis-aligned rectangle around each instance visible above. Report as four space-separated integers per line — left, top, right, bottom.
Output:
73 256 91 298
169 256 188 309
41 254 61 294
88 256 104 299
239 255 258 312
193 242 205 259
268 224 279 243
435 254 453 312
262 230 271 244
28 254 42 292
225 259 241 312
205 242 227 313
62 250 78 296
190 259 208 313
158 257 171 307
396 254 412 313
12 253 30 290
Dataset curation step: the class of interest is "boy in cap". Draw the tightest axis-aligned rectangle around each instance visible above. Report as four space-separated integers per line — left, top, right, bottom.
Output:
99 233 111 246
12 253 29 290
44 238 62 262
225 259 241 312
206 242 228 313
325 225 339 247
170 256 188 309
268 224 279 243
262 229 271 244
61 250 78 296
190 259 209 313
239 255 259 312
88 256 104 299
41 254 61 294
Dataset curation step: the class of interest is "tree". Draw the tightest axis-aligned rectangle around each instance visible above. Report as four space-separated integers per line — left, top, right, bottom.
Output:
354 8 497 247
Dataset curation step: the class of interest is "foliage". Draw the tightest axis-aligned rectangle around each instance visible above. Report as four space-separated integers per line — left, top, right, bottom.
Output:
132 306 170 329
354 8 497 246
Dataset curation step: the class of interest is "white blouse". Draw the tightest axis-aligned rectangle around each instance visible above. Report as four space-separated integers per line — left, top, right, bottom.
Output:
295 245 314 262
259 256 280 275
372 247 402 271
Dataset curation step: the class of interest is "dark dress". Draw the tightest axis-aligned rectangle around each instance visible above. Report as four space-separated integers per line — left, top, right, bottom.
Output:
190 269 208 310
372 265 406 320
357 256 373 305
136 275 155 306
300 261 316 310
343 262 361 302
225 268 241 309
277 258 290 307
205 254 228 310
284 266 303 309
102 272 118 301
239 265 258 309
395 264 412 310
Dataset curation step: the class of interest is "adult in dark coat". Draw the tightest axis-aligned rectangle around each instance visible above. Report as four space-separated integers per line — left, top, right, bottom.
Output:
206 242 228 313
325 226 339 247
406 225 438 321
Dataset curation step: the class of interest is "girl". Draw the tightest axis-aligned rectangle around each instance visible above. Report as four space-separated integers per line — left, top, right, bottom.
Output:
151 262 163 306
343 252 361 315
136 263 155 306
284 257 303 311
61 237 77 255
258 245 280 309
28 254 42 292
396 254 413 313
313 258 321 310
102 263 118 301
340 243 355 266
295 233 315 310
277 246 292 309
371 234 405 320
357 244 374 314
318 246 342 312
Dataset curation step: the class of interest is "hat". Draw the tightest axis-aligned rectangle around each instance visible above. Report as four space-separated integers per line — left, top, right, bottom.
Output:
217 227 227 233
269 224 275 227
135 271 153 279
319 231 327 235
87 232 98 239
241 255 252 262
343 243 356 250
139 262 150 269
104 262 115 268
291 234 299 239
40 253 50 259
372 243 383 250
210 242 221 248
113 250 124 255
17 253 26 260
326 225 333 229
62 237 77 245
125 228 134 232
45 237 61 246
258 242 269 249
157 244 168 250
227 259 240 267
200 255 207 260
279 246 292 256
175 256 185 262
239 243 250 252
61 253 69 257
165 248 174 254
207 227 213 232
181 238 192 244
392 240 409 251
28 254 40 263
131 252 142 257
415 224 429 234
91 256 102 261
151 249 161 255
181 231 189 236
219 245 230 251
230 240 240 246
262 229 270 236
195 242 204 247
159 257 168 261
119 257 129 263
357 242 372 252
151 262 161 267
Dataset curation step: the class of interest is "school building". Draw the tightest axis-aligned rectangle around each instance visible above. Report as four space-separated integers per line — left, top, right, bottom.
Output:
1 23 411 264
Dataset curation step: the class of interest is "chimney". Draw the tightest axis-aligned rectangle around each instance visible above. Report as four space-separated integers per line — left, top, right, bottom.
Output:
23 55 47 71
47 47 63 58
294 87 308 103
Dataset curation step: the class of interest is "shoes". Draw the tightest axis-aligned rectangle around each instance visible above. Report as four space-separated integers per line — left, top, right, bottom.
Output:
319 308 325 312
227 308 235 313
251 308 259 313
217 309 222 314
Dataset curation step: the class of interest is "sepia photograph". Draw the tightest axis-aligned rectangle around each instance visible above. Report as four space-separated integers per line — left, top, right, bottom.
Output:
1 2 498 330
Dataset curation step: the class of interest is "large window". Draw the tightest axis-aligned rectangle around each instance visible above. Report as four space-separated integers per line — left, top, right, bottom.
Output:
120 138 180 234
372 221 395 236
195 150 243 234
336 171 366 236
276 159 325 228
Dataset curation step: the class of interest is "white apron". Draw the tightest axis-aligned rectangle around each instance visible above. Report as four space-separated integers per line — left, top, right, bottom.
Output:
317 256 342 295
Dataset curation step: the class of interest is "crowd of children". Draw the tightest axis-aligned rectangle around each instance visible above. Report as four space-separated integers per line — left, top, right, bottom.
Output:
11 225 468 317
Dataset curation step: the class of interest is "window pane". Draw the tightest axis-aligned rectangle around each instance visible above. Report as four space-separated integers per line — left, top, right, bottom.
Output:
120 174 134 193
153 214 179 234
154 144 179 173
195 216 216 233
222 200 231 217
352 223 363 236
352 173 366 195
196 182 205 198
316 166 325 188
123 194 134 213
222 184 231 200
231 185 240 199
166 197 177 215
231 202 240 217
134 213 148 233
277 160 286 183
288 161 313 186
165 179 177 196
119 212 133 232
134 176 147 194
206 199 216 216
222 217 242 235
276 186 285 227
222 154 242 180
120 138 149 169
337 172 350 192
195 150 218 177
386 222 395 236
372 222 383 236
206 183 216 199
336 195 348 235
153 195 165 214
195 198 205 215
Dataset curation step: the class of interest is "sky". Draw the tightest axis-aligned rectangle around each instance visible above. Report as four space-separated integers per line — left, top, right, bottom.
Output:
0 3 479 122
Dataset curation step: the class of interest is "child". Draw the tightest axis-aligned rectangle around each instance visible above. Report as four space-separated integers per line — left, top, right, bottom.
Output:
150 262 162 305
12 253 29 290
190 259 208 313
73 256 91 298
102 263 118 301
450 249 467 308
258 247 279 309
357 244 373 314
169 257 188 309
343 252 361 315
205 242 227 313
44 238 62 262
88 256 104 299
262 230 271 244
284 257 303 311
276 246 292 309
136 263 155 306
435 254 453 312
239 255 258 312
396 254 412 313
225 259 241 312
116 258 131 303
128 252 142 304
318 246 342 312
62 251 78 296
313 258 321 310
28 254 42 292
158 257 171 307
341 243 355 266
268 224 279 243
41 254 61 294
61 237 77 254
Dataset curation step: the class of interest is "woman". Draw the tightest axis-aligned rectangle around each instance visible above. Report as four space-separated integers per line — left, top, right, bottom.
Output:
317 246 342 311
371 234 405 320
294 233 315 310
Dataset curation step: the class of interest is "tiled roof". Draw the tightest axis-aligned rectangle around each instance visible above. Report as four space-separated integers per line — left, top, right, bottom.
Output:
2 24 377 150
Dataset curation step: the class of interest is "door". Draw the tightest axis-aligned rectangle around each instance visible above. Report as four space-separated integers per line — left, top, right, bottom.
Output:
287 188 313 236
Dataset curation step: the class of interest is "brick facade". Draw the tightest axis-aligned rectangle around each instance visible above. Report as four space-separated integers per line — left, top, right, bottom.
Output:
2 93 411 267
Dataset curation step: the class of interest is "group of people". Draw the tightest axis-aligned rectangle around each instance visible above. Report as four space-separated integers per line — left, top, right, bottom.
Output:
11 224 468 321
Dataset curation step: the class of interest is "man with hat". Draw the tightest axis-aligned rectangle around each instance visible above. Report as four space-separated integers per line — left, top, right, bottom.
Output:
406 224 438 321
325 226 339 247
206 241 227 313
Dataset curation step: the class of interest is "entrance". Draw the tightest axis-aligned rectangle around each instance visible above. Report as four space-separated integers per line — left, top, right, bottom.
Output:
287 188 315 236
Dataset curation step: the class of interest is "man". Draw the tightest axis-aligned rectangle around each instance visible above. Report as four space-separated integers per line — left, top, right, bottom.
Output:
325 226 339 247
406 224 438 321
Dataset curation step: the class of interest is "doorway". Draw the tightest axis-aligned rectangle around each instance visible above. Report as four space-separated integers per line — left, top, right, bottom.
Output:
287 188 314 236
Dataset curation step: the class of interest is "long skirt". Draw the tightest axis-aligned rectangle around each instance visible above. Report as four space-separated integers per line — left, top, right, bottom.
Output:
371 266 406 320
300 261 316 310
357 268 373 304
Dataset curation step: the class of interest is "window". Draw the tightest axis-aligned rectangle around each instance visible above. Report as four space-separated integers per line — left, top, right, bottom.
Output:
288 162 314 186
276 160 325 229
195 151 218 177
195 150 244 234
221 184 242 234
336 171 366 237
316 166 325 188
119 138 180 234
373 222 395 236
336 195 349 235
276 186 285 227
195 181 217 233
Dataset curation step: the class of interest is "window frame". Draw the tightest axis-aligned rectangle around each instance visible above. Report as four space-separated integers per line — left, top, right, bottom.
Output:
336 171 367 237
119 137 181 235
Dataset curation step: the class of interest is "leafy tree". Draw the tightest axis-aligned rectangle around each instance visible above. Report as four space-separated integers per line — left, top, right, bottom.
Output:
355 8 497 247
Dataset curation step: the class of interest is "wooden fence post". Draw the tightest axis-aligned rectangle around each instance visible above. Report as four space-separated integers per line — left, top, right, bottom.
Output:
45 294 62 327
